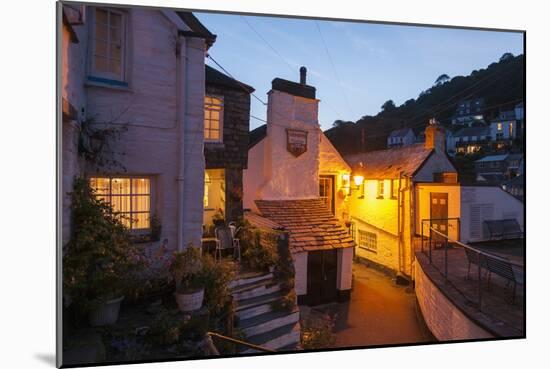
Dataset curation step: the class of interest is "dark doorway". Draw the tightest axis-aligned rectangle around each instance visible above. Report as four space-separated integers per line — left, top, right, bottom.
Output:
307 249 338 305
319 175 335 215
430 193 449 246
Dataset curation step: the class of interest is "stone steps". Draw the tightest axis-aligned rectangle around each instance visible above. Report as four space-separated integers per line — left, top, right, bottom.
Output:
234 291 284 320
229 271 274 290
240 307 300 337
229 270 301 354
241 322 301 354
232 280 281 302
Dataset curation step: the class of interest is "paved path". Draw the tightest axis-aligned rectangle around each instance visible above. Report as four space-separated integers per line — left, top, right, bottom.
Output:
302 262 435 348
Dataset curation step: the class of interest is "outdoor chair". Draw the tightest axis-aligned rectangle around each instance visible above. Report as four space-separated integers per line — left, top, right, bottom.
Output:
214 226 240 262
485 255 523 304
228 221 242 262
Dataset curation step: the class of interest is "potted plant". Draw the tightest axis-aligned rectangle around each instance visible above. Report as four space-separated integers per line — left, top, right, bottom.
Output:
212 208 225 227
169 246 205 312
63 178 146 326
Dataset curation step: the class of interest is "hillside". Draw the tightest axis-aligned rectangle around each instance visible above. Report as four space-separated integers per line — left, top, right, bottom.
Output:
324 54 524 156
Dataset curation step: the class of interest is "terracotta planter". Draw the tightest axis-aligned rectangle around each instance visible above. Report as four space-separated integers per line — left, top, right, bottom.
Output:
88 296 124 327
175 288 204 312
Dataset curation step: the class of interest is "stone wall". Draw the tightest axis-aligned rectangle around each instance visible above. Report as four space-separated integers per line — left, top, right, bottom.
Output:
204 85 251 222
415 256 494 341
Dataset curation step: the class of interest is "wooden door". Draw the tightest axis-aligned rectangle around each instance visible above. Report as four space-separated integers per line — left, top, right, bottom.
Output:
430 192 449 237
307 250 338 305
319 175 335 215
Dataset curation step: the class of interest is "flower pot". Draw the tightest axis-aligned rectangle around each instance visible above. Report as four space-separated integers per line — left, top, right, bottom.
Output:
175 288 204 312
88 296 124 327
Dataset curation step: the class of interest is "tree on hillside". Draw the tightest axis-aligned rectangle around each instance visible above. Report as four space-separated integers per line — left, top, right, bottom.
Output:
500 52 514 62
381 100 396 113
332 120 354 128
434 74 450 85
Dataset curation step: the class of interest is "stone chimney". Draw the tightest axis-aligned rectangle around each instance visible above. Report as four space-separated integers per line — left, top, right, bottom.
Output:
300 66 307 85
425 118 446 152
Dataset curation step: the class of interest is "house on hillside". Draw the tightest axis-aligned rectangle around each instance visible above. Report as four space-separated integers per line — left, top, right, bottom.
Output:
243 67 355 306
203 65 254 226
61 4 216 251
451 98 485 126
345 121 460 278
448 126 492 155
475 153 523 185
489 110 519 150
387 128 416 148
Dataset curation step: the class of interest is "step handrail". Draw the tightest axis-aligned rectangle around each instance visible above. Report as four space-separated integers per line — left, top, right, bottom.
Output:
207 332 276 353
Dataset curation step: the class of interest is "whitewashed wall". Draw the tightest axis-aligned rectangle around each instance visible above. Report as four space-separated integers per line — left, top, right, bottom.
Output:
258 90 321 200
416 184 461 240
460 186 524 243
66 7 207 250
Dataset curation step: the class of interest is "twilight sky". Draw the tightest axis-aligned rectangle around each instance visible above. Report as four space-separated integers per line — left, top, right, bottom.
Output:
195 12 524 131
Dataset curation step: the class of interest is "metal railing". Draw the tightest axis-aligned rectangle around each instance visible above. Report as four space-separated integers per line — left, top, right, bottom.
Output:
206 332 276 353
419 218 524 311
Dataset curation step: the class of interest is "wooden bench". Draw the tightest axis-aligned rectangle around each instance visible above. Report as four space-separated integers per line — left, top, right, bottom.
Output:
464 247 488 279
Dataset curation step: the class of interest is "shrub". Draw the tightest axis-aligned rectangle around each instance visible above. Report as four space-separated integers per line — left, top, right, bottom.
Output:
63 178 146 312
239 224 278 272
168 246 204 294
301 315 336 350
201 255 236 315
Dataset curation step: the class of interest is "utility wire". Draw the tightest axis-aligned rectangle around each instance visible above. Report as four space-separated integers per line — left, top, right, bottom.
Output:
315 21 353 117
241 16 295 75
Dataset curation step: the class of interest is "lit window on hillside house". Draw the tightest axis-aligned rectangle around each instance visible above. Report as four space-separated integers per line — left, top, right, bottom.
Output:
377 180 384 199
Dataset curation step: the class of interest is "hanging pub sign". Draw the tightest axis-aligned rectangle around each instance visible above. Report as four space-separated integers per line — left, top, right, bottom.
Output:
286 129 308 157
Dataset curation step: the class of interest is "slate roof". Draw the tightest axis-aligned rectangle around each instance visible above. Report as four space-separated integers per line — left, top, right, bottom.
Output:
476 154 509 163
453 126 490 137
206 65 255 93
388 128 413 138
177 12 217 47
255 199 354 254
271 78 316 99
344 144 434 179
249 124 267 149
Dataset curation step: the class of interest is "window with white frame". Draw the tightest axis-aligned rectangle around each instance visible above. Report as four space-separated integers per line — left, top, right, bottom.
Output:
377 180 384 198
89 177 151 230
358 230 377 252
391 179 399 199
91 8 126 81
204 96 224 142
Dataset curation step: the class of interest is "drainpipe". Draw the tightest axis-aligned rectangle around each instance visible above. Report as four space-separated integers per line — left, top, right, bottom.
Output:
397 173 402 274
176 35 188 251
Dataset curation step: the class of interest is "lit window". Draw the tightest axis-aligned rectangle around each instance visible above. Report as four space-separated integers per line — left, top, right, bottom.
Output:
89 177 151 229
358 230 377 253
391 179 399 199
377 180 384 198
204 96 224 142
204 172 210 207
92 8 126 81
509 122 513 137
497 122 503 131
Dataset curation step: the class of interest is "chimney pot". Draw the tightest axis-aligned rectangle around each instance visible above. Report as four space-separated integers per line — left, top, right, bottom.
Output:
300 66 307 85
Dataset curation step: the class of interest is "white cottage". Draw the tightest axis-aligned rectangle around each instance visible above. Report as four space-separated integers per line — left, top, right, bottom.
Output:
345 122 460 278
243 68 354 305
61 4 215 251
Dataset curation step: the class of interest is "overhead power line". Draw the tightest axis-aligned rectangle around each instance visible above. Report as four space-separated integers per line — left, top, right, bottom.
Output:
241 16 295 74
315 21 353 117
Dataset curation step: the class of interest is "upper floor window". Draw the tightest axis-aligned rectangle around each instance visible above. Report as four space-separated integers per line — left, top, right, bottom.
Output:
91 8 126 82
497 122 503 131
509 122 514 137
377 180 384 199
89 177 151 230
391 179 399 199
204 96 224 142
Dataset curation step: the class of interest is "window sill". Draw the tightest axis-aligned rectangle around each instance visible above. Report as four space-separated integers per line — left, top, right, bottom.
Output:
85 77 133 92
358 246 377 254
376 196 384 200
